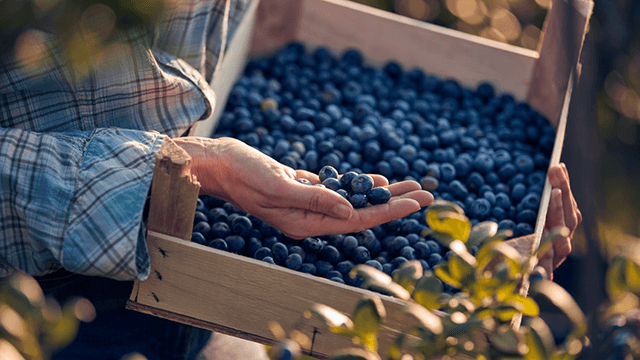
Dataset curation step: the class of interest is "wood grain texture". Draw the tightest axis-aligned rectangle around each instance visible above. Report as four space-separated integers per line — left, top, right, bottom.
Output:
295 0 538 100
129 231 419 358
147 138 201 240
527 0 593 125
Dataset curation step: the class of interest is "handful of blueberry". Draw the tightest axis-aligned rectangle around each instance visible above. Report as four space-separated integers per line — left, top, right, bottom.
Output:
301 165 391 208
190 41 556 294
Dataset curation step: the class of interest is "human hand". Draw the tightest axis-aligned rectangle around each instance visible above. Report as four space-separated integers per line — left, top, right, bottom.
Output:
537 163 582 280
173 137 434 239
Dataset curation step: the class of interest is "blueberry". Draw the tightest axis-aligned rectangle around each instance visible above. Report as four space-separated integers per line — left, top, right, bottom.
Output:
325 270 344 281
245 237 262 257
520 193 541 210
498 163 518 182
466 172 485 193
449 179 469 200
352 246 371 264
226 235 245 253
511 183 527 204
419 176 439 191
399 246 416 260
315 260 334 276
302 237 324 253
288 245 306 261
516 209 537 226
473 153 495 174
321 245 342 263
341 236 358 256
300 263 317 275
322 177 342 191
351 174 374 194
285 253 303 270
318 165 339 182
209 238 229 251
425 240 441 255
515 154 535 174
193 211 208 226
516 223 534 237
210 222 231 239
191 232 207 246
390 236 410 254
483 191 496 206
413 241 431 259
193 221 211 237
389 156 410 176
469 198 491 220
231 216 253 236
367 187 391 205
382 263 395 276
427 253 444 267
497 219 517 233
272 242 289 261
335 260 355 275
440 163 457 182
262 256 276 264
349 193 368 208
401 219 424 234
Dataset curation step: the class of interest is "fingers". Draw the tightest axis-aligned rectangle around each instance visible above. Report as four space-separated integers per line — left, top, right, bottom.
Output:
385 180 423 196
547 163 581 235
281 181 355 220
545 188 566 230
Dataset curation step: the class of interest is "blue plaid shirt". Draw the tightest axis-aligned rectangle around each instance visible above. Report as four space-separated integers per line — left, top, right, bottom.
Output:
0 0 252 281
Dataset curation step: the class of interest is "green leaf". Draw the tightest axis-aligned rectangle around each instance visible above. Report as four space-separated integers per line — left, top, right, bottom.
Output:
466 221 499 250
393 260 423 292
405 302 443 335
351 265 392 286
309 304 354 335
494 304 521 322
449 255 475 287
430 211 471 242
413 271 443 310
523 326 548 360
433 264 462 289
449 239 477 267
525 317 555 358
386 333 406 360
330 347 382 360
503 294 540 317
351 297 385 352
351 265 411 300
530 280 588 338
429 231 457 248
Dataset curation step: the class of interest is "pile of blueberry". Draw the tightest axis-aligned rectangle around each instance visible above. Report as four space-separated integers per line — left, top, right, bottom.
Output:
190 42 555 290
307 165 391 208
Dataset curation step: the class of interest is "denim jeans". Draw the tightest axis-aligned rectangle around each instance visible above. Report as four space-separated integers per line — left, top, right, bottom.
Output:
35 270 212 360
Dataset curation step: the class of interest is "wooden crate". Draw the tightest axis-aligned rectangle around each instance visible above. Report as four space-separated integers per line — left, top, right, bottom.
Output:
127 0 593 358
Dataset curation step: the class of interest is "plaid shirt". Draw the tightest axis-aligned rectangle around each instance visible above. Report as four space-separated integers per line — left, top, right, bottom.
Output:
0 0 252 281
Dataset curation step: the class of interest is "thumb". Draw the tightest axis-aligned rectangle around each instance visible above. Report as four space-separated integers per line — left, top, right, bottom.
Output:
282 181 354 220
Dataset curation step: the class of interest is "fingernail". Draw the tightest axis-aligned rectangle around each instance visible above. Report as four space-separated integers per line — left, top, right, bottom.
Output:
333 204 353 220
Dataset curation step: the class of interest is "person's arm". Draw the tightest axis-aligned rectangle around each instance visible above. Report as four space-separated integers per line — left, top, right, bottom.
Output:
0 127 165 281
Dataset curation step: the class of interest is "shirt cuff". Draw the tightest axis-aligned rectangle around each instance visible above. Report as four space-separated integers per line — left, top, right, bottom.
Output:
62 128 167 281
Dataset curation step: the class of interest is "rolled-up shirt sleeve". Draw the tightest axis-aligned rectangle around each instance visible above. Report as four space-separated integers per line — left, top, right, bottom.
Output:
0 127 166 281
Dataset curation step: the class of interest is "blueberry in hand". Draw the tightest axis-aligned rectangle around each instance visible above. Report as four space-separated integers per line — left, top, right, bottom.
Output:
367 187 391 205
339 171 358 192
322 177 342 191
319 165 339 182
351 174 374 194
349 193 368 208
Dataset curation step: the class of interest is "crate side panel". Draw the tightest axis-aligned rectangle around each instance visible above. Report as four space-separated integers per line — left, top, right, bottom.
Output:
295 0 537 98
134 232 414 357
